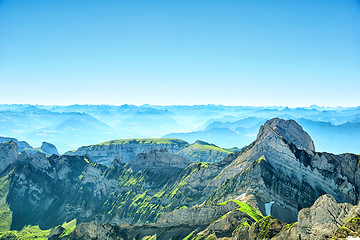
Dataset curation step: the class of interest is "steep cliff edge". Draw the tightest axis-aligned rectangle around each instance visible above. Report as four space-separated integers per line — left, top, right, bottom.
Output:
24 141 60 156
65 138 190 165
0 141 18 173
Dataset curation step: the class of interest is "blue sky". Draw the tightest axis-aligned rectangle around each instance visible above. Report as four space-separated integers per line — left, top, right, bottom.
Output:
1 0 359 106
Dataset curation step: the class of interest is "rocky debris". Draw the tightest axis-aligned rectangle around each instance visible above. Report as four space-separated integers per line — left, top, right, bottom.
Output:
0 136 32 152
65 138 189 165
0 140 18 173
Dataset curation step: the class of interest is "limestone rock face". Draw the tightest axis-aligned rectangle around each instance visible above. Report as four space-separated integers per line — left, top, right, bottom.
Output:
257 118 315 151
0 140 18 173
127 148 191 175
156 201 238 227
65 139 189 165
297 194 352 240
272 194 360 240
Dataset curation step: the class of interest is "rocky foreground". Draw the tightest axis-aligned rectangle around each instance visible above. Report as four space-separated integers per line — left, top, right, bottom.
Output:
0 118 359 239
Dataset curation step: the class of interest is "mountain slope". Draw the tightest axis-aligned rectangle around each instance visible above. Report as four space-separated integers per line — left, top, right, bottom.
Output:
1 118 360 240
177 140 233 163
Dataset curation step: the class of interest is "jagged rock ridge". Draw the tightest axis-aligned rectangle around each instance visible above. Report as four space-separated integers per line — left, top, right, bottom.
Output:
24 141 60 156
0 118 359 240
0 136 32 152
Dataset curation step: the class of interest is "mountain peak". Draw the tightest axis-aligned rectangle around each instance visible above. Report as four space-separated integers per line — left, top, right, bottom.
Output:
257 118 315 151
41 142 59 156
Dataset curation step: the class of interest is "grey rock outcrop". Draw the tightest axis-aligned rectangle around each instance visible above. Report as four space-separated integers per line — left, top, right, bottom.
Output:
40 142 59 156
0 140 18 173
65 138 189 165
204 118 359 222
297 194 352 240
0 136 32 152
127 148 191 175
257 118 315 151
273 194 360 240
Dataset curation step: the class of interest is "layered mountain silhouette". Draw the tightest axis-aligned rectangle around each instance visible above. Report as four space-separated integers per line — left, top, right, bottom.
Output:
1 104 360 155
0 118 359 239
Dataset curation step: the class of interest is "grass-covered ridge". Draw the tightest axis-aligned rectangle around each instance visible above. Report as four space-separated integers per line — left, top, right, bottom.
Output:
218 199 263 221
189 143 232 154
178 140 232 163
93 138 189 146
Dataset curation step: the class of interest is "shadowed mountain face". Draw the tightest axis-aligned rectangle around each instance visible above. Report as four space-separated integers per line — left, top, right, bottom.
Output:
0 118 360 240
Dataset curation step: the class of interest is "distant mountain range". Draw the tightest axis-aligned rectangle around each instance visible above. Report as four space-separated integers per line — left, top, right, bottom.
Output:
0 104 359 154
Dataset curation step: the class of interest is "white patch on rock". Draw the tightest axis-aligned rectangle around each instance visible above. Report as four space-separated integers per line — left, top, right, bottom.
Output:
346 237 360 240
236 193 246 201
265 201 275 216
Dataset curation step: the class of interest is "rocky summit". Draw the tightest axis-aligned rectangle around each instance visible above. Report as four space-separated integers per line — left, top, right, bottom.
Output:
0 118 359 240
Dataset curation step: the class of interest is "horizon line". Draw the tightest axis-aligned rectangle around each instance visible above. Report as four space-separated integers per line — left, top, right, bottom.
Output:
0 103 359 109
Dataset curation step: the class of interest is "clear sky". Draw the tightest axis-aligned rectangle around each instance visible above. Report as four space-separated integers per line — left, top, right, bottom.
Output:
1 0 359 107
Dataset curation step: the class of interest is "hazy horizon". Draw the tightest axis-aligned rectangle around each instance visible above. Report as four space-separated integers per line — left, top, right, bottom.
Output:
0 103 359 108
